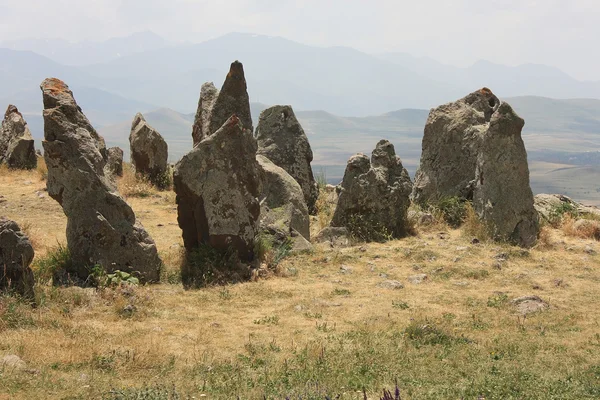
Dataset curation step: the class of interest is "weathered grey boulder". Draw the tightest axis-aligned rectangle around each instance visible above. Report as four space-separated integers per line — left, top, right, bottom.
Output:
129 113 169 188
192 82 219 146
257 155 311 251
330 140 413 241
473 102 539 247
0 217 35 300
0 105 37 169
174 115 260 261
191 61 253 146
412 88 499 204
41 78 161 283
105 146 123 177
256 105 319 214
534 194 600 222
412 88 539 247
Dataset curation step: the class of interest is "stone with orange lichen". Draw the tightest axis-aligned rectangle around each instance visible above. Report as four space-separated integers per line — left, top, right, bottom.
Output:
40 78 162 283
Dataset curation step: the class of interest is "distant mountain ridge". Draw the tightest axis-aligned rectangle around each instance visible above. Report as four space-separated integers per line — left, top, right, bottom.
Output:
2 32 600 119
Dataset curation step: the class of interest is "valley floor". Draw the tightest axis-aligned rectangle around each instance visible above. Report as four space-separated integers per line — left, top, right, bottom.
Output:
0 168 599 399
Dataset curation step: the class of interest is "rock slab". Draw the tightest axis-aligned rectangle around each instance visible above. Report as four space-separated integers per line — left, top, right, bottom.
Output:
0 217 35 300
0 105 37 169
41 78 161 283
256 105 319 214
174 115 260 261
191 61 253 146
330 140 413 240
129 113 169 188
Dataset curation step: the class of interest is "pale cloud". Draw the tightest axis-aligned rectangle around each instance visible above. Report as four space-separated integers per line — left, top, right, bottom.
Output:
0 0 598 80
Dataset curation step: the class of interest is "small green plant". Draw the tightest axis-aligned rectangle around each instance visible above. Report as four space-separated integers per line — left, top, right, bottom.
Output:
332 288 351 296
181 244 245 288
404 321 469 347
315 168 328 189
253 315 280 325
428 196 468 228
392 300 410 310
345 213 394 243
487 293 509 308
549 202 579 227
32 242 73 284
253 232 273 263
104 270 140 287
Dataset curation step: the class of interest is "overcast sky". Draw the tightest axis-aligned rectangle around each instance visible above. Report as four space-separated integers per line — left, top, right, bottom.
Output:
0 0 598 81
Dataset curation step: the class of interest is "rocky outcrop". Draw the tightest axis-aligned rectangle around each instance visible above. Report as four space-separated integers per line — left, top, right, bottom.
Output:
256 105 318 214
191 61 253 146
174 115 260 261
330 140 413 241
192 82 219 146
412 88 499 204
534 194 600 222
129 113 169 188
105 146 123 177
412 88 539 247
257 155 311 251
41 78 161 283
0 105 37 169
473 102 539 247
0 218 35 300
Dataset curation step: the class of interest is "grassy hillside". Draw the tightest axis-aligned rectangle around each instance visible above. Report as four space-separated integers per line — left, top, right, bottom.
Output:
1 167 599 399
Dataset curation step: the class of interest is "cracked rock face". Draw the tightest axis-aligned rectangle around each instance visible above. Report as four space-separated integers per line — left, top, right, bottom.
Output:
129 113 169 188
191 61 253 146
174 115 260 261
0 217 35 300
0 105 37 169
331 140 413 241
473 101 539 247
412 88 499 204
256 105 319 214
257 154 311 251
412 88 539 247
41 78 161 283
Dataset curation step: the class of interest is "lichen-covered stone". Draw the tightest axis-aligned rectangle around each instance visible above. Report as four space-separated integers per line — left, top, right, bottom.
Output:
330 140 413 241
473 102 539 247
412 88 499 204
192 82 219 146
0 217 35 300
174 115 260 261
256 105 318 214
257 155 310 251
412 88 539 247
0 105 37 169
129 113 169 188
41 78 161 283
105 146 123 177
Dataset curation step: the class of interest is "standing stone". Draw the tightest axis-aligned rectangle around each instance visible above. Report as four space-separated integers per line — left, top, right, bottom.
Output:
330 140 413 241
0 218 35 301
257 155 311 250
192 82 219 146
412 88 499 204
41 78 161 283
412 88 539 247
129 113 169 188
191 61 253 146
256 105 319 214
174 115 260 261
473 102 539 247
105 146 123 177
0 105 37 169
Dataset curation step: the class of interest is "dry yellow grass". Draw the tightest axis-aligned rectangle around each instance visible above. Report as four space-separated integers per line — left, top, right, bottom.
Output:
1 168 599 399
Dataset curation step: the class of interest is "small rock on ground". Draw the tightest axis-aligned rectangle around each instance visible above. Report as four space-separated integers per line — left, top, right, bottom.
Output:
512 295 549 315
377 280 404 290
408 274 428 284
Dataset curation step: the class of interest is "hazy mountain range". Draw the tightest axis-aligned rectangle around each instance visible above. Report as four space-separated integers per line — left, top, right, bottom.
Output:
1 31 599 204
